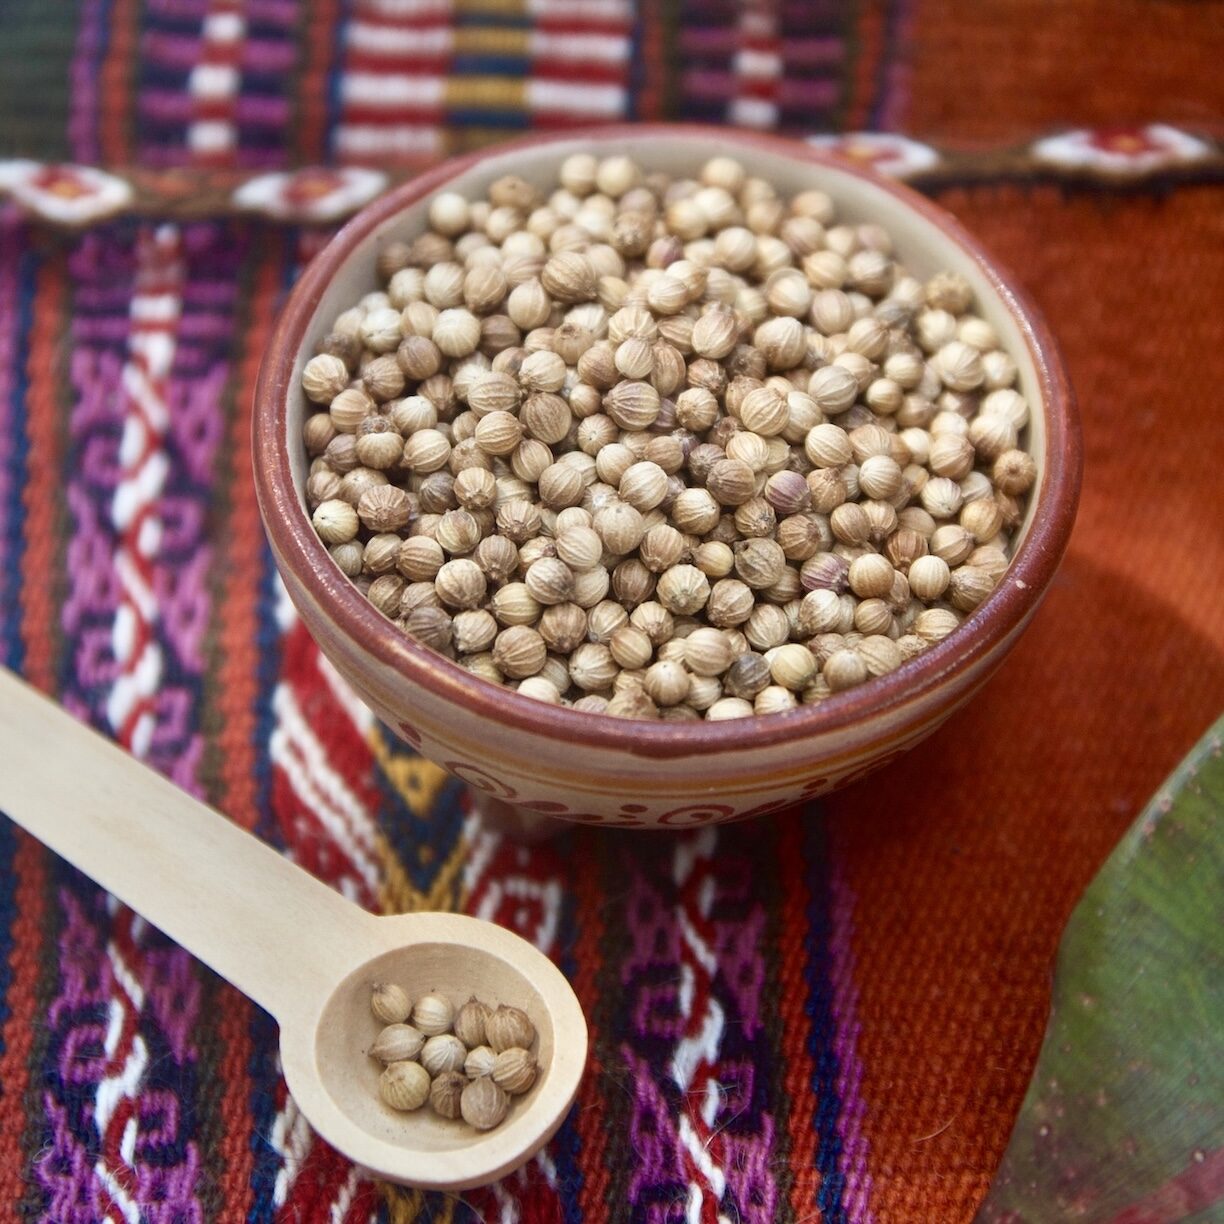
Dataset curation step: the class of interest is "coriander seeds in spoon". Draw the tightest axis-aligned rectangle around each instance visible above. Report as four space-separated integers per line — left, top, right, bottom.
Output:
0 668 587 1191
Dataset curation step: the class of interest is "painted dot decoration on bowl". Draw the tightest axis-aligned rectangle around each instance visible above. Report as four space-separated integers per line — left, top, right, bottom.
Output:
298 152 1037 723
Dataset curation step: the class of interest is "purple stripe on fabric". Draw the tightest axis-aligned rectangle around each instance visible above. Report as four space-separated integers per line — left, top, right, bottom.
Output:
828 863 875 1223
60 225 238 795
60 234 131 659
676 29 741 54
138 91 291 125
679 29 844 61
181 281 241 307
151 222 244 795
619 834 780 1220
145 0 210 16
681 69 740 97
37 891 120 1222
69 319 136 344
146 0 295 22
682 69 840 109
142 31 203 65
233 96 293 124
143 31 297 72
138 92 209 123
44 223 244 1220
34 889 205 1223
174 315 244 342
780 40 848 67
240 42 298 73
72 282 140 308
245 0 300 24
69 0 108 163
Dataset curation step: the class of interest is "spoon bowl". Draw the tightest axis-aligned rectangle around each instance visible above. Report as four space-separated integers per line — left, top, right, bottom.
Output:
282 912 585 1189
0 668 587 1191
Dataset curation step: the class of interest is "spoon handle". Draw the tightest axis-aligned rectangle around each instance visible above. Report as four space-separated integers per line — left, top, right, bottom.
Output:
0 668 376 1021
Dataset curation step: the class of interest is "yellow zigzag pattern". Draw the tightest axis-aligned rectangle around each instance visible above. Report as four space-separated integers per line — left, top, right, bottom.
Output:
367 725 470 917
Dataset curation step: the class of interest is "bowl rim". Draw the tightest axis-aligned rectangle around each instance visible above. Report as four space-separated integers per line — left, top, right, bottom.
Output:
253 122 1081 760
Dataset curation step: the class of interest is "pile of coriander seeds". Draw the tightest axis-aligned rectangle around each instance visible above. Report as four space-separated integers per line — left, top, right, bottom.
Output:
301 152 1038 721
368 983 539 1131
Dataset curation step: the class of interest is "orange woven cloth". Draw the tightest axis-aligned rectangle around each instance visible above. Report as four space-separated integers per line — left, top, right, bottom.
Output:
827 181 1224 1216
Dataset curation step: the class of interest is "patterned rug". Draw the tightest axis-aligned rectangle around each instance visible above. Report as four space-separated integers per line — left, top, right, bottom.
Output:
0 3 1222 1221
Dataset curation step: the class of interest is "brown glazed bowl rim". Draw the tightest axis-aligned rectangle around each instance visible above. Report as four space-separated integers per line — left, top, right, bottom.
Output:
253 123 1081 761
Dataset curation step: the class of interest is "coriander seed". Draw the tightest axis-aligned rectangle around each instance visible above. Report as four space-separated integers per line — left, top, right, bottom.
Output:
420 1034 468 1078
461 1076 510 1131
907 554 950 601
302 353 350 403
465 1044 497 1079
656 565 710 615
915 607 961 642
948 565 995 611
485 1005 537 1053
412 993 456 1037
848 554 895 599
492 626 547 678
313 499 359 545
370 981 411 1026
302 153 1037 718
684 627 734 677
381 1061 431 1112
430 1071 467 1120
707 696 755 720
370 1023 425 1064
824 649 868 692
492 1048 537 1096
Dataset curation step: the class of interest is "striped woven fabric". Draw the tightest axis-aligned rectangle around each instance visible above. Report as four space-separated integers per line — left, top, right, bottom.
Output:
0 4 1222 1222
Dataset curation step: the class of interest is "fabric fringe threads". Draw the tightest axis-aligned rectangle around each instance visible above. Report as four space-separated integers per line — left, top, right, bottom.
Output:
0 2 1222 1220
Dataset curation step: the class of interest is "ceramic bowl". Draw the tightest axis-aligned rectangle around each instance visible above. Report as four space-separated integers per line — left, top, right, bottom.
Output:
253 125 1080 831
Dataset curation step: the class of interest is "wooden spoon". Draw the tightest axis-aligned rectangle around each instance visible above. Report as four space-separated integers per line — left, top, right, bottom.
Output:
0 668 587 1191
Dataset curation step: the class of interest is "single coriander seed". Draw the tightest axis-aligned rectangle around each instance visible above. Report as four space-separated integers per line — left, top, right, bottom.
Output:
461 1075 510 1130
380 1061 431 1112
485 1004 537 1052
492 1048 538 1096
430 1070 468 1120
370 982 411 1026
465 1044 498 1079
421 1034 468 1078
412 992 455 1037
370 1024 425 1064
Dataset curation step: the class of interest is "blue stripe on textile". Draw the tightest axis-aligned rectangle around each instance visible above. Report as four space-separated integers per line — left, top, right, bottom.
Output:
804 812 849 1222
445 108 530 129
450 54 528 76
552 874 585 1223
325 0 353 160
2 245 34 674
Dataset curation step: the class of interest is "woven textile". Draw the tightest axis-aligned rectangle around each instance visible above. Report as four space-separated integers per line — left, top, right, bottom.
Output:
0 4 1222 1222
